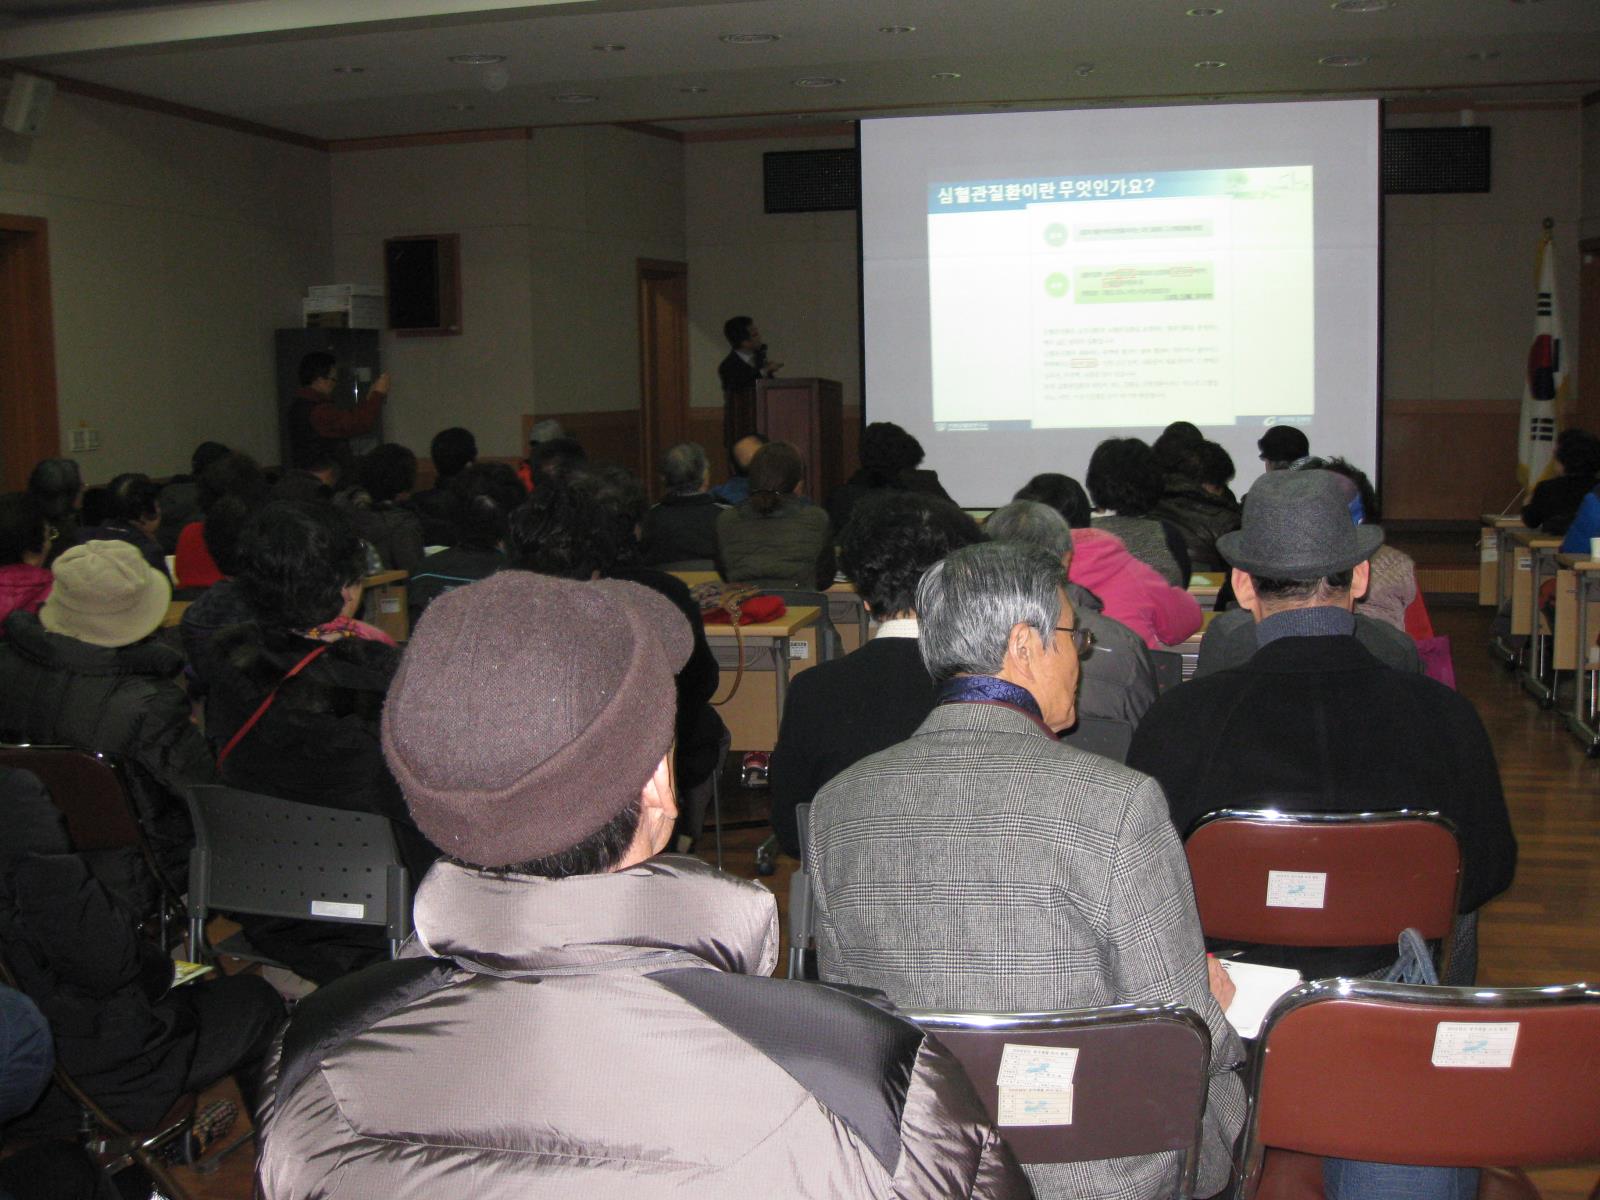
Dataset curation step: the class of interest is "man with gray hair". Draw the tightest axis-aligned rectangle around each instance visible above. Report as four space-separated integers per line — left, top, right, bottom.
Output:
810 540 1246 1200
986 499 1158 729
639 441 727 567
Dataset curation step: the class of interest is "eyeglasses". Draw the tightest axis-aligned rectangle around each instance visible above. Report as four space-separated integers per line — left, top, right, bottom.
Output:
1055 625 1095 659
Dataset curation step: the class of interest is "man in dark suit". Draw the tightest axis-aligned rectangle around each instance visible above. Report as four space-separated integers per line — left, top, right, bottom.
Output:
717 315 780 451
809 540 1245 1200
768 493 983 857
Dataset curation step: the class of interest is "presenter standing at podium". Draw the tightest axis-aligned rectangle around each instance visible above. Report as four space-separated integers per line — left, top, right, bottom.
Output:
718 316 782 451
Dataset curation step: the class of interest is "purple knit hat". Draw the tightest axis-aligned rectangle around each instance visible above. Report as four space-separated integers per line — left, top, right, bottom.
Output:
381 571 692 868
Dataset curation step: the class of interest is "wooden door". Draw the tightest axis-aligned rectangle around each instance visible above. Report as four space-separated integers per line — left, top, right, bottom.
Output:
637 259 689 499
0 215 61 491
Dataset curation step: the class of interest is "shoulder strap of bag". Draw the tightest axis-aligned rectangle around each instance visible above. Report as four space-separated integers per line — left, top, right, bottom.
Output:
216 643 332 769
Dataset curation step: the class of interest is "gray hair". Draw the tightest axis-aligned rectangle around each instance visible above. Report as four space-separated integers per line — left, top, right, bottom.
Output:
984 500 1074 560
916 541 1066 683
660 442 709 494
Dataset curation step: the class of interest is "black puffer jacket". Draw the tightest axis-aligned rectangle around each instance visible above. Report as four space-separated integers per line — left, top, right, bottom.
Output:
0 611 210 885
1152 477 1241 573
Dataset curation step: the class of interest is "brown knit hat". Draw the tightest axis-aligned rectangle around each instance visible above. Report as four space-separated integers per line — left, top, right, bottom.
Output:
381 570 692 868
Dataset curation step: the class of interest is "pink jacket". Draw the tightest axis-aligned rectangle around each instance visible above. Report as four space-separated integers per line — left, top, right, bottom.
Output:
1068 527 1202 649
0 564 52 634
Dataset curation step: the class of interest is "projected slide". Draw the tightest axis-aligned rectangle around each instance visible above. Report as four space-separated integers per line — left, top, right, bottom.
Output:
927 166 1313 432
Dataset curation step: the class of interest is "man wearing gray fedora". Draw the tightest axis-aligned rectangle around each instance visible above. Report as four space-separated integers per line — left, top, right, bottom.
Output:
1128 469 1517 983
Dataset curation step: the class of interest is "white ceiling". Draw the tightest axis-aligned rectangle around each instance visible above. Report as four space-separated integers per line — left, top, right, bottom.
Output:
1 0 1597 142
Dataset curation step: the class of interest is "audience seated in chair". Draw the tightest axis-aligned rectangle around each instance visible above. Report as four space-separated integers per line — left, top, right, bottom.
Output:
808 541 1246 1200
709 432 766 506
205 501 438 983
155 440 231 556
985 499 1159 731
334 443 426 573
1522 428 1600 537
179 493 261 707
715 441 835 590
1153 440 1241 574
769 492 984 858
0 492 54 633
638 441 727 568
405 425 477 546
825 421 953 535
0 765 281 1139
174 452 269 590
27 458 83 566
507 469 727 833
0 540 204 889
1086 437 1192 587
406 461 522 621
76 473 170 581
254 569 1027 1199
1129 469 1517 989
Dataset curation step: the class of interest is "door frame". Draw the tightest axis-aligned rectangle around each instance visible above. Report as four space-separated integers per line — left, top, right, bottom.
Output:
637 258 690 499
0 214 61 491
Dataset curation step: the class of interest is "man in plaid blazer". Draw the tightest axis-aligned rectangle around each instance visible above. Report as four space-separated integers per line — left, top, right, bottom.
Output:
810 541 1246 1200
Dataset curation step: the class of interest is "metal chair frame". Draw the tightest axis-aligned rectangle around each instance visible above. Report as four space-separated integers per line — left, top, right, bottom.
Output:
903 1003 1212 1199
1238 978 1600 1199
787 801 815 980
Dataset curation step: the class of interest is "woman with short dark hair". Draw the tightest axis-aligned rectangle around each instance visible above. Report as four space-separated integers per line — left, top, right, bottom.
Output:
715 442 835 589
825 421 953 533
1086 438 1190 586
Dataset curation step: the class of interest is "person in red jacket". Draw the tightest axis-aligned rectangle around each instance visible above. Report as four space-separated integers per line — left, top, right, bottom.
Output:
0 493 52 632
287 351 389 473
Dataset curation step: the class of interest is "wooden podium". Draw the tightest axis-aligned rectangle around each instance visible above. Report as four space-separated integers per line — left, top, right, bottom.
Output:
755 377 844 503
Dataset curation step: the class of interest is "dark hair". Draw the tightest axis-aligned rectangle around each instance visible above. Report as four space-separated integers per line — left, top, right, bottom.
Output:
747 442 804 517
493 798 642 879
27 458 82 520
452 462 526 552
1252 568 1356 602
429 427 478 480
1299 455 1380 524
1192 441 1236 490
589 465 648 567
79 486 111 527
1086 438 1162 515
857 422 926 483
356 443 418 504
1152 422 1205 473
298 351 337 387
190 441 231 478
507 477 620 580
236 501 367 628
198 452 267 512
529 437 588 487
839 493 984 617
104 473 161 524
723 315 755 348
0 492 48 566
1015 473 1093 528
1555 429 1600 477
202 494 253 577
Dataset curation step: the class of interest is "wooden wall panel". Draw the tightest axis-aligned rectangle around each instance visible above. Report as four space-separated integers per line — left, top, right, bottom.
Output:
522 410 642 477
1382 399 1522 520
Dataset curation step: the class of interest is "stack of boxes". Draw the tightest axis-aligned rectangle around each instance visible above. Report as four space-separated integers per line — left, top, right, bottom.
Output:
303 283 384 329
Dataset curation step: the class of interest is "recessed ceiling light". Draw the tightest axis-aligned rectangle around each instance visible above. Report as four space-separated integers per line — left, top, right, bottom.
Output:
1318 53 1371 66
552 92 600 104
679 85 709 94
1194 60 1228 69
1465 48 1502 60
931 71 962 81
1074 63 1096 77
793 76 844 88
592 43 626 52
720 32 781 45
332 65 365 74
1186 6 1223 15
448 53 505 65
1331 0 1391 11
878 25 916 34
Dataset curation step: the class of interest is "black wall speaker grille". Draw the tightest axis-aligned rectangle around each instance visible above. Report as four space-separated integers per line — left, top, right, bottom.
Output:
764 148 860 213
1381 126 1492 195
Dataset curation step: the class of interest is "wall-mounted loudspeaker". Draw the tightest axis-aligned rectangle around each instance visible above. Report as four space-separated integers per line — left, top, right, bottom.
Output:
2 73 54 137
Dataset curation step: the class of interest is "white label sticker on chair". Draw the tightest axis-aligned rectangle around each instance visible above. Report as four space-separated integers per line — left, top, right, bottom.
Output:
996 1044 1078 1091
1431 1022 1519 1068
787 640 810 660
380 596 402 614
1265 870 1327 908
998 1087 1074 1126
310 899 365 919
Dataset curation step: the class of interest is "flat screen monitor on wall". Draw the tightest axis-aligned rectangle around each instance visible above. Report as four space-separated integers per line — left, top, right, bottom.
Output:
859 99 1381 506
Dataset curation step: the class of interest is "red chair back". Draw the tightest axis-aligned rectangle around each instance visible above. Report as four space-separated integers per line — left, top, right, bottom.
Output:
0 744 144 851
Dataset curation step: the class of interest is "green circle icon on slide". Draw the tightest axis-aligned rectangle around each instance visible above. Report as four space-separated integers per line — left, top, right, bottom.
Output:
1044 223 1068 247
1044 272 1070 298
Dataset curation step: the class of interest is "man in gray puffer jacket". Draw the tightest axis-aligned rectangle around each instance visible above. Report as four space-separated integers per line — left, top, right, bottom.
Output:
255 569 1029 1199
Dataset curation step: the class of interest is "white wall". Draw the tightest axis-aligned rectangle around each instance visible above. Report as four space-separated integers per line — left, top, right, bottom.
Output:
0 89 331 478
685 133 860 415
1582 100 1600 243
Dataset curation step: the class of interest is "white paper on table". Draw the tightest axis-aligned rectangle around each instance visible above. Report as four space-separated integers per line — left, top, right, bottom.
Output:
1218 959 1303 1039
998 1087 1074 1126
1431 1021 1519 1068
996 1043 1078 1091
